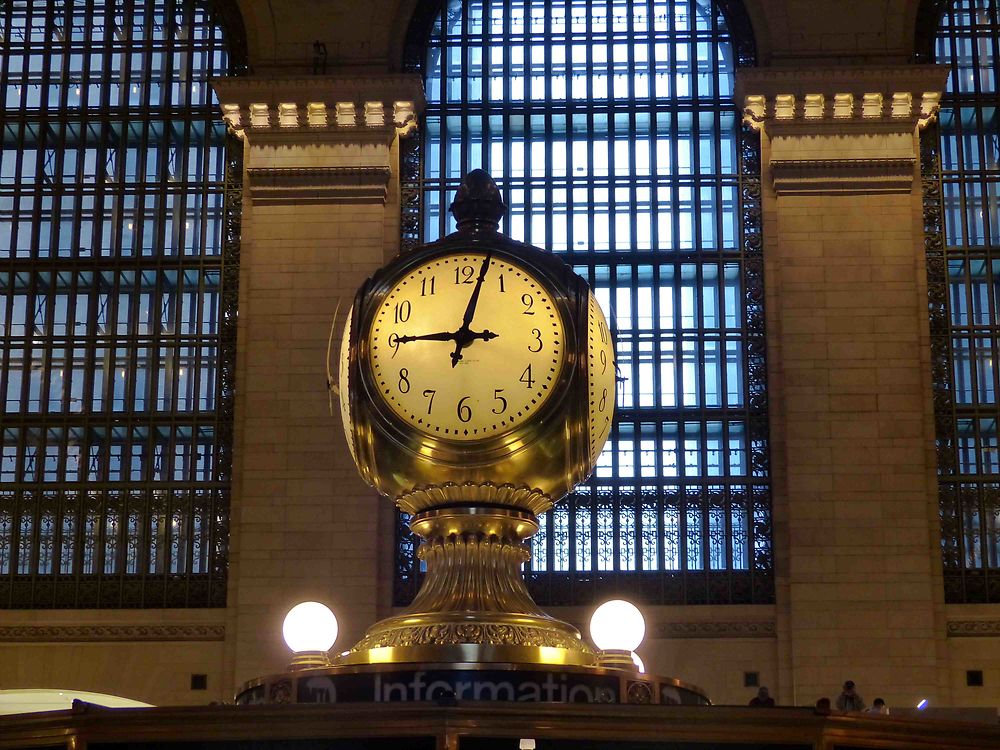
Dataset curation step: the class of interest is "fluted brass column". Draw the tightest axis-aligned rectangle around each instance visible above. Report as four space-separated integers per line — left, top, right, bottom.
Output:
339 507 596 666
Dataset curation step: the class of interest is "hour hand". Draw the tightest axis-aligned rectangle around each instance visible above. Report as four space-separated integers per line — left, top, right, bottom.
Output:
396 331 457 344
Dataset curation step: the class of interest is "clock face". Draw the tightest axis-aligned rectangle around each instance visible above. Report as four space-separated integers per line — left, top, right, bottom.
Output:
587 293 616 461
366 252 566 441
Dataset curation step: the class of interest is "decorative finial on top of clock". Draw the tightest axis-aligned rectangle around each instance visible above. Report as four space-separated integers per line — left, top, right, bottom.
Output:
450 169 507 233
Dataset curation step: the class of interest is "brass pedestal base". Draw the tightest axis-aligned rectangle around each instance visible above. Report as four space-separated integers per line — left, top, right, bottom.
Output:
338 506 597 667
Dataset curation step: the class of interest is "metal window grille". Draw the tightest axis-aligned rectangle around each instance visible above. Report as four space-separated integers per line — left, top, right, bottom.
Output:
921 0 1000 603
0 0 243 608
395 0 772 606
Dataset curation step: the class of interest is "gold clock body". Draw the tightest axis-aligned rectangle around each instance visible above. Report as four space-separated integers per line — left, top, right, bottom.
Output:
336 170 615 667
340 237 614 516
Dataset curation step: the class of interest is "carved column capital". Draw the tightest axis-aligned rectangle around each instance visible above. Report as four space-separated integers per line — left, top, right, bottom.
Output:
210 74 425 204
735 65 950 195
212 74 425 137
736 65 949 134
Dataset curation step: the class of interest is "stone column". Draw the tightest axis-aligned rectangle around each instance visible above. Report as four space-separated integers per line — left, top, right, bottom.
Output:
736 66 949 707
210 75 424 692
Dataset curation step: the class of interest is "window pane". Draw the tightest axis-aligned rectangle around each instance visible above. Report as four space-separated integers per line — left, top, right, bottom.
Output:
931 0 1000 603
397 0 772 606
0 0 239 608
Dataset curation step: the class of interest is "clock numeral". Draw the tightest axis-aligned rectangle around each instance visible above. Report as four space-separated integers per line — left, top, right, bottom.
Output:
491 389 508 414
519 364 535 388
388 332 401 358
528 328 543 353
420 276 436 296
598 319 609 344
422 389 436 414
521 293 535 315
398 368 411 394
394 300 411 324
457 396 473 423
599 349 607 373
455 265 475 284
498 274 506 293
598 387 608 412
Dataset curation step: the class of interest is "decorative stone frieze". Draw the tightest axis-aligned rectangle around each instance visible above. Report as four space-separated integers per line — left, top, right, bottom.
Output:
947 620 1000 637
652 621 776 639
211 74 425 205
768 157 919 195
248 166 392 204
0 624 226 642
734 66 950 195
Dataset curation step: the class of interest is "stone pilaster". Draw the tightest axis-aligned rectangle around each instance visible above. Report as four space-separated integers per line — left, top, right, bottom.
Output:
735 64 950 707
210 74 424 692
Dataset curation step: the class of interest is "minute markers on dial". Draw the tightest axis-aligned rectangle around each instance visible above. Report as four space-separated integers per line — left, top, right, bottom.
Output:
369 253 565 440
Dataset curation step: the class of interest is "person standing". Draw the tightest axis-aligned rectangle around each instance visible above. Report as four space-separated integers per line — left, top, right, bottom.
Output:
748 687 775 706
865 698 889 715
835 680 866 711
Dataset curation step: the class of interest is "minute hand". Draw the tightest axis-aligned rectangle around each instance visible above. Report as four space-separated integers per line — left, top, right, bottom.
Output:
451 252 494 367
461 252 493 329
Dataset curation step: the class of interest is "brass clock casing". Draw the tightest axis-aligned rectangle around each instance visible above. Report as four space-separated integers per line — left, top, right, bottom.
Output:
342 238 600 514
337 171 616 666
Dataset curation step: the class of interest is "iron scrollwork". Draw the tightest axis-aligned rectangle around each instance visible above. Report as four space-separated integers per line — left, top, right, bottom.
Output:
395 0 773 607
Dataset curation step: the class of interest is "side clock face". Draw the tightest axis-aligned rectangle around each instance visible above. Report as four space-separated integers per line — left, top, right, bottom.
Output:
366 252 566 441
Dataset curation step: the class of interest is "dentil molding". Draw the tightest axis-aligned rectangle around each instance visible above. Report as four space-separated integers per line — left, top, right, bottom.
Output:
735 65 950 135
0 624 226 642
212 74 425 138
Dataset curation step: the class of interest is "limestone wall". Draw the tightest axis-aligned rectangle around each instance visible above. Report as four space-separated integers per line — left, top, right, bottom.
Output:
5 0 1000 713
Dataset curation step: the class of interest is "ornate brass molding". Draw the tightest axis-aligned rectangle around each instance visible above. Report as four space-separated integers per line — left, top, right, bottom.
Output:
338 506 596 666
0 624 225 642
396 481 552 516
350 622 590 652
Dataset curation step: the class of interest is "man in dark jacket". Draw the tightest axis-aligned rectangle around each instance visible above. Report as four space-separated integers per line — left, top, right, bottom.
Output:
748 687 775 706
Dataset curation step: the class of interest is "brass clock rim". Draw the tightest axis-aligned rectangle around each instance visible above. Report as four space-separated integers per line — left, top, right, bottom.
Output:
354 241 584 461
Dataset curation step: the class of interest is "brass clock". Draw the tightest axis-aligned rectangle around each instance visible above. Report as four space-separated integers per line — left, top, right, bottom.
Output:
367 251 567 440
340 170 615 514
337 170 615 666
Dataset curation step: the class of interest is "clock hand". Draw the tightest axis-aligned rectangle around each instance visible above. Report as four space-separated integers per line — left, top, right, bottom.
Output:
451 253 494 367
396 331 458 343
449 328 499 367
461 252 493 330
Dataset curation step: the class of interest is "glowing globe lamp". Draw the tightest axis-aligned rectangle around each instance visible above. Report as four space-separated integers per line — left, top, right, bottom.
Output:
282 601 338 669
590 599 646 670
631 652 645 673
590 599 645 651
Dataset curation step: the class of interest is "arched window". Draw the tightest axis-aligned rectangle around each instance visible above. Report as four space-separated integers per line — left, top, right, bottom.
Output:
0 0 244 608
919 0 1000 602
396 0 771 605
